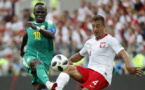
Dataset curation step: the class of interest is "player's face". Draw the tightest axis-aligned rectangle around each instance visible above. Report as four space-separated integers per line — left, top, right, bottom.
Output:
92 20 105 38
34 5 47 23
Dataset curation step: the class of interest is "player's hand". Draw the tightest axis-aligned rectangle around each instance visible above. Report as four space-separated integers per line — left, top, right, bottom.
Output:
20 50 25 57
25 23 37 30
126 66 143 77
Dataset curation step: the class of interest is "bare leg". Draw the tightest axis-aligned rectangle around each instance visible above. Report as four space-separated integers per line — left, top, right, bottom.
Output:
64 65 83 80
33 82 45 90
82 87 90 90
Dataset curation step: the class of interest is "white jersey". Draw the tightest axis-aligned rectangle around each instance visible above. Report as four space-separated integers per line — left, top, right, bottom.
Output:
79 34 124 85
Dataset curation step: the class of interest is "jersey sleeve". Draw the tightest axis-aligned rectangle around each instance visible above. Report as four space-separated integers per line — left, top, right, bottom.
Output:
79 42 88 56
47 20 56 34
109 37 124 54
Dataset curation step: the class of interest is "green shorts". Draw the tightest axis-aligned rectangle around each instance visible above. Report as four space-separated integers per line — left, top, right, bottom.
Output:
22 54 50 85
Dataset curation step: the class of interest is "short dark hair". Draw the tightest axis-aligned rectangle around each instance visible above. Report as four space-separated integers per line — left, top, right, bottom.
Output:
92 15 105 26
34 3 45 8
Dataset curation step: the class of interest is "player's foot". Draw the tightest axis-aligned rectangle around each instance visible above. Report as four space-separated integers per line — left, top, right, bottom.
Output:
48 82 57 90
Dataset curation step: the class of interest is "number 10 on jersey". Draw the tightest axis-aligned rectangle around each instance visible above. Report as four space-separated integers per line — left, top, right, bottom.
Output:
33 32 41 40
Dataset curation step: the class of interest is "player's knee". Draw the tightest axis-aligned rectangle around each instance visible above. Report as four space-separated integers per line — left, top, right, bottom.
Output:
30 59 42 73
64 65 73 73
32 64 44 74
64 65 77 75
30 59 42 68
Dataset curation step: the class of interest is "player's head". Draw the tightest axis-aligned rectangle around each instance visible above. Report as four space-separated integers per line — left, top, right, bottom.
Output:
92 15 106 38
34 3 47 23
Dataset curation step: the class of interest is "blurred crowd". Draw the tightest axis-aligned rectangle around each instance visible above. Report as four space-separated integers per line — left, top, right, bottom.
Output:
0 0 145 76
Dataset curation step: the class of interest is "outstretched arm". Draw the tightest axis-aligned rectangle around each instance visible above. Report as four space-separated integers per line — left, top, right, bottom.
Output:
20 33 28 57
69 41 88 64
119 50 143 77
69 53 84 65
25 23 55 39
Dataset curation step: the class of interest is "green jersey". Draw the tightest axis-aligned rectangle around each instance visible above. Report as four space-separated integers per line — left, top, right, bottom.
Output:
25 20 56 64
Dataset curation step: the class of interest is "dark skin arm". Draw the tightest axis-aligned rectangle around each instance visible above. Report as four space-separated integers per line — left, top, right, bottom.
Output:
25 23 54 39
20 33 28 57
69 53 84 65
119 50 143 77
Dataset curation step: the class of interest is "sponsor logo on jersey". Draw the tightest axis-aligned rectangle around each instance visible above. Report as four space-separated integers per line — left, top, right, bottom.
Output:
40 25 45 29
100 42 106 48
43 75 47 77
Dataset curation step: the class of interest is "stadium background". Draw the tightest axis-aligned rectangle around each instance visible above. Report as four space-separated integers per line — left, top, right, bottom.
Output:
0 0 145 90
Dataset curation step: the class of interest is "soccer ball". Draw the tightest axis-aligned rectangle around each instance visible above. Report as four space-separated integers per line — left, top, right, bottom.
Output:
51 54 69 72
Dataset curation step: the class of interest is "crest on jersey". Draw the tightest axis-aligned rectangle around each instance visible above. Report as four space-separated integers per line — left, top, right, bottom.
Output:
100 42 106 48
40 25 45 29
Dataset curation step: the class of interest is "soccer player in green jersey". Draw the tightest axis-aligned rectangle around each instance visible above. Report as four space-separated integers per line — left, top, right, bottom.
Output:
20 3 57 90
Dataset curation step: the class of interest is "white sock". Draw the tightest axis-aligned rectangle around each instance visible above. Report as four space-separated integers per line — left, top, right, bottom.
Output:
45 81 53 89
56 72 70 90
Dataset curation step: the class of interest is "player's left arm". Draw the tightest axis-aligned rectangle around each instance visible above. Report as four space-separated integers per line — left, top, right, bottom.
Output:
39 28 54 39
20 33 28 57
118 50 143 77
25 22 55 39
109 37 143 77
69 53 84 65
69 41 88 65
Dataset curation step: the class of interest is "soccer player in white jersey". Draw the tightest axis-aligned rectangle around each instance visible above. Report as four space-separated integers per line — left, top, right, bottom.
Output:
55 15 143 90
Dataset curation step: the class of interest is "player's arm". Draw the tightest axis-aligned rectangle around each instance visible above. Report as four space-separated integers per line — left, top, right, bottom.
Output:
25 23 55 39
20 33 28 57
118 50 131 67
109 37 143 77
69 42 88 65
69 53 84 65
118 50 143 77
39 28 54 39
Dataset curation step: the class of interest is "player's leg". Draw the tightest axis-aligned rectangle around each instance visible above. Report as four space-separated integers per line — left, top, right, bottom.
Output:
33 82 37 90
30 59 57 90
64 65 83 80
33 82 45 90
56 65 109 90
82 87 90 90
56 65 83 90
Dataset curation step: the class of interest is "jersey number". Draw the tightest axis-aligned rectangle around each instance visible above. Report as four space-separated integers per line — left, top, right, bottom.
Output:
33 32 41 40
92 80 98 85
